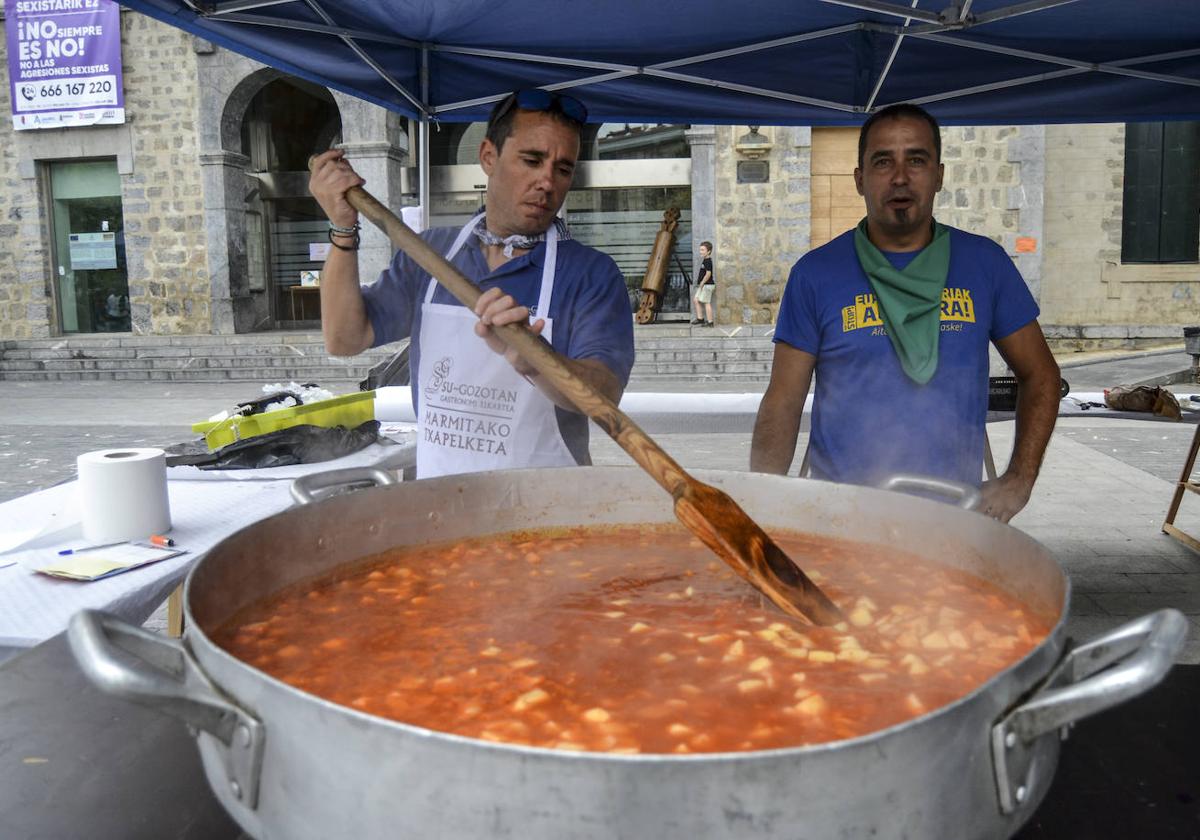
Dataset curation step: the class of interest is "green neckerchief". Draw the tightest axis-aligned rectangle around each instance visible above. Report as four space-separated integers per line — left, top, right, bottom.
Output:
853 218 951 385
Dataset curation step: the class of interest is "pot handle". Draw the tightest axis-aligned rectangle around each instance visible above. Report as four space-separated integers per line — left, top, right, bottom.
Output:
879 474 982 510
290 466 397 506
991 608 1187 813
68 609 265 809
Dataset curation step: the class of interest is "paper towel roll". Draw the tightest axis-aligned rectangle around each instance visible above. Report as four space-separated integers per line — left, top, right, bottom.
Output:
77 448 171 543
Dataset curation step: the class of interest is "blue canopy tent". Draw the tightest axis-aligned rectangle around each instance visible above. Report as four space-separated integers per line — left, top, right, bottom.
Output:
113 0 1200 124
115 0 1200 212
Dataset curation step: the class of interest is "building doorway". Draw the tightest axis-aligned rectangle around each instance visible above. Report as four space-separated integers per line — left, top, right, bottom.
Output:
241 78 341 329
47 159 128 333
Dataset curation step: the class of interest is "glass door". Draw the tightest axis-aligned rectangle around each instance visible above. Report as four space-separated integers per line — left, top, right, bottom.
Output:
48 160 128 333
265 191 327 327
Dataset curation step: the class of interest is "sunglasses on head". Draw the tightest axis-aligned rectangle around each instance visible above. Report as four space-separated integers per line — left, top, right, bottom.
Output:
494 89 589 125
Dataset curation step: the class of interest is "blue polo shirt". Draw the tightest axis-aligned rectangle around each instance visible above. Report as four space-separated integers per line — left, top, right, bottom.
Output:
775 226 1039 487
360 226 635 465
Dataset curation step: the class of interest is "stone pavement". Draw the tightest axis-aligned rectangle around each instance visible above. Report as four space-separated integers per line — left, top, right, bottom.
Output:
2 348 1198 662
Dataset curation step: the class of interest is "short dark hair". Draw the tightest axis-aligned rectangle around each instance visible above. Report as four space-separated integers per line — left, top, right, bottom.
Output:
485 90 586 154
700 241 713 251
857 103 941 169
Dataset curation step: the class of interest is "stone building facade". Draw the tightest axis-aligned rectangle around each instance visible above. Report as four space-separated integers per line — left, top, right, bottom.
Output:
0 10 406 342
711 119 1196 346
1041 123 1200 346
712 123 1046 326
0 11 209 339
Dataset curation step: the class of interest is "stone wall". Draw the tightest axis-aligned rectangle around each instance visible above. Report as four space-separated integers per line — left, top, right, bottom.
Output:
713 125 812 325
0 18 54 339
1041 123 1200 336
0 12 208 339
119 14 209 335
935 126 1023 239
935 125 1043 301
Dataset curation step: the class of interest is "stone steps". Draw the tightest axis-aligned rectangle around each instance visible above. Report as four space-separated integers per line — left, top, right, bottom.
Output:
0 325 777 383
0 332 396 383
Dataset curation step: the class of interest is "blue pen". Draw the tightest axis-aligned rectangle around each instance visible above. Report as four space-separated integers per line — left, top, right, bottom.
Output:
58 540 127 556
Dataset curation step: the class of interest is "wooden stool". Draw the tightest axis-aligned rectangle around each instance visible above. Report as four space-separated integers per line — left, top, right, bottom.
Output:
1162 422 1200 555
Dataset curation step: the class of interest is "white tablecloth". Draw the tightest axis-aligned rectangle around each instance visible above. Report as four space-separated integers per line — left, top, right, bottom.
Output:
0 435 416 651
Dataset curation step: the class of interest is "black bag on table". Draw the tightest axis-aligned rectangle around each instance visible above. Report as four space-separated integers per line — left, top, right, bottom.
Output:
165 420 380 470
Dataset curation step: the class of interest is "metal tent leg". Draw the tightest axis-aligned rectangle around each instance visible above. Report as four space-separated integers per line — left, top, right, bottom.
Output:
983 430 998 480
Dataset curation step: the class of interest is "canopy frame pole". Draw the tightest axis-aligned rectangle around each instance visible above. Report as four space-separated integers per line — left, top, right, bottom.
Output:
643 69 859 112
419 44 431 231
866 0 922 112
200 1 429 112
625 23 865 70
822 0 942 24
202 0 306 14
207 12 419 45
434 72 634 116
433 24 868 117
301 0 428 112
887 67 1086 109
821 0 1078 29
1111 47 1200 68
906 32 1200 90
967 0 1080 27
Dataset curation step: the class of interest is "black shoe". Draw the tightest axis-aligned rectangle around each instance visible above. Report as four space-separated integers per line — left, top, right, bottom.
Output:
690 318 703 325
704 321 715 327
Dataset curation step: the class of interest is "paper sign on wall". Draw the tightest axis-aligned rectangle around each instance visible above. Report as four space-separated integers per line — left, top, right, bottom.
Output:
309 242 331 261
6 0 126 130
68 231 117 270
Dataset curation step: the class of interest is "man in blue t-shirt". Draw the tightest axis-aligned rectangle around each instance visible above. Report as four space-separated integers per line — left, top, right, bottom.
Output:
309 90 634 478
751 103 1060 523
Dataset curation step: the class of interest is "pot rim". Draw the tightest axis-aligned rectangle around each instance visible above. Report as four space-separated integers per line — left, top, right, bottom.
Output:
183 466 1073 763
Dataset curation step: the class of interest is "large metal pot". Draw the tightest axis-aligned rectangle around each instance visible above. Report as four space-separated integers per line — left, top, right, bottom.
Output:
69 467 1186 840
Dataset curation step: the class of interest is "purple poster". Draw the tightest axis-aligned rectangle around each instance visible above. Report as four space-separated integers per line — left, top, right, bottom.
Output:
6 0 125 130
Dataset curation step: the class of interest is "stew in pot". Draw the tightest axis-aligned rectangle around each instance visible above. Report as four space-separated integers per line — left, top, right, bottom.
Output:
215 525 1052 754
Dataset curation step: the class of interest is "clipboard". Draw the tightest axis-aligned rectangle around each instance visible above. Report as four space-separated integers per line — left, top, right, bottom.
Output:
35 543 186 582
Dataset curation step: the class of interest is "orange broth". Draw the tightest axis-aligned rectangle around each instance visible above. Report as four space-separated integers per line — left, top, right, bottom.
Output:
214 525 1054 754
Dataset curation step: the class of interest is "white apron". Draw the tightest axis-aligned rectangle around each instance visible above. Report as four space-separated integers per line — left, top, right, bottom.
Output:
415 213 576 478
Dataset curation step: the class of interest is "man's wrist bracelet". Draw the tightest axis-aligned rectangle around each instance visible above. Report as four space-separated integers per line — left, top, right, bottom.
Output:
327 227 360 251
328 221 360 235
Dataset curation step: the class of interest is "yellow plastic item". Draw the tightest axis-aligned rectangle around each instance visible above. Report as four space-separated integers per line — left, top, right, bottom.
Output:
192 390 376 451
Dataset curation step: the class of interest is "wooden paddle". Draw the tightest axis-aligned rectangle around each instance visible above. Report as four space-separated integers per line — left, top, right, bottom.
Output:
320 171 843 625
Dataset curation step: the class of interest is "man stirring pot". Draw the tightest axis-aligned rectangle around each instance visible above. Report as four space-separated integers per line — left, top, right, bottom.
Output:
309 90 634 478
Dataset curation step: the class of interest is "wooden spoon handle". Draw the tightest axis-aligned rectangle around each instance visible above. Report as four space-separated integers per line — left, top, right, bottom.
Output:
344 185 693 499
332 179 842 626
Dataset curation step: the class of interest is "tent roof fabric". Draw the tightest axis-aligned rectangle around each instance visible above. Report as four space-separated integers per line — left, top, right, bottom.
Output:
119 0 1200 125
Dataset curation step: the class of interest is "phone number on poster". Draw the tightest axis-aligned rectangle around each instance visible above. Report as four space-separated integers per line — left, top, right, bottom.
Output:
14 75 119 111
